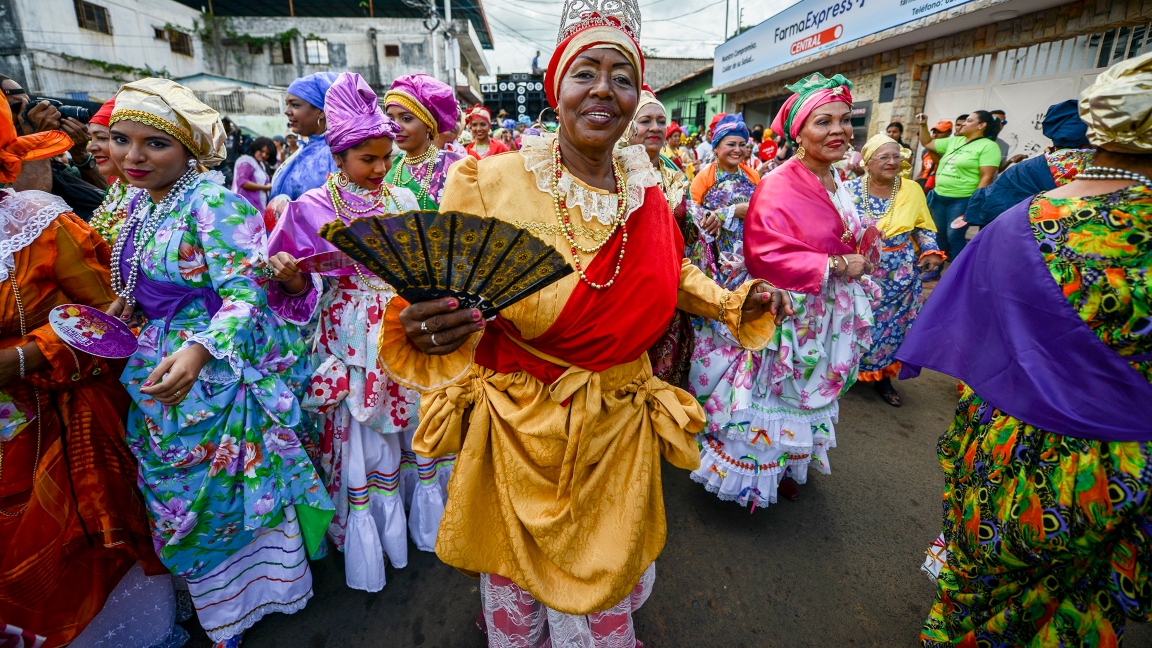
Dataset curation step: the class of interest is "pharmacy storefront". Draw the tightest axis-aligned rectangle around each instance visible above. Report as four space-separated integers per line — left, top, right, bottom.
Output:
711 0 1150 161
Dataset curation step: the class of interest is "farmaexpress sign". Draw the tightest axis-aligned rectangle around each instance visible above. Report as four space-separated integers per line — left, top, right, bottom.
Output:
713 0 979 88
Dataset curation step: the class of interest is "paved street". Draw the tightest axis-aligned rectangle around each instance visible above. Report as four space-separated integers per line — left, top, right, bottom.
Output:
188 369 1152 647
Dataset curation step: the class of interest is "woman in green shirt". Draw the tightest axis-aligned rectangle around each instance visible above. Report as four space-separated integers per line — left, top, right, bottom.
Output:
916 110 1001 260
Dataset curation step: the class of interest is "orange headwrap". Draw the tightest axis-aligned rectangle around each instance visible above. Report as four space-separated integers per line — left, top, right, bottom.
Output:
0 96 72 184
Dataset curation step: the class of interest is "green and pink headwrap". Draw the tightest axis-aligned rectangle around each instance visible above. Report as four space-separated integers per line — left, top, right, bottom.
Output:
771 73 854 146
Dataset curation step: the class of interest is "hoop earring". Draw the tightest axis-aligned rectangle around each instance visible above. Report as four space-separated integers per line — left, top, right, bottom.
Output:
336 171 350 188
317 114 327 133
795 146 806 160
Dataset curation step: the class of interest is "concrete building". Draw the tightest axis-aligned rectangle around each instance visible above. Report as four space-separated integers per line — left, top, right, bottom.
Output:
0 0 204 99
644 56 713 92
709 0 1152 162
654 63 726 134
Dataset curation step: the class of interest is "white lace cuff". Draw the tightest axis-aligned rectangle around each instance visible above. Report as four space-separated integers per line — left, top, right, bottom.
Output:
182 336 243 383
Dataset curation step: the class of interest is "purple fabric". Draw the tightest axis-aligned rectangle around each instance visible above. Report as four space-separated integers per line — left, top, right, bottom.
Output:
325 72 401 153
896 199 1152 442
231 156 268 210
120 195 222 337
386 74 459 136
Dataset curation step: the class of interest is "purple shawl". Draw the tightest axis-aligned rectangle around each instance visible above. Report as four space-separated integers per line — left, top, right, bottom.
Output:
896 198 1152 442
267 185 357 277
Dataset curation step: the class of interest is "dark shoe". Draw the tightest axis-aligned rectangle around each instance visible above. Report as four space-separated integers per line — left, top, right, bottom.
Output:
778 476 800 501
879 385 902 407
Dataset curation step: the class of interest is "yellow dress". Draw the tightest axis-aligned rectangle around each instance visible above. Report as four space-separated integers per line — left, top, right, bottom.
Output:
379 136 774 614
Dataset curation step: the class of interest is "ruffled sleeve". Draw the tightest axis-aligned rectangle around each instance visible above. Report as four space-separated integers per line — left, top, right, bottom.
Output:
676 259 775 351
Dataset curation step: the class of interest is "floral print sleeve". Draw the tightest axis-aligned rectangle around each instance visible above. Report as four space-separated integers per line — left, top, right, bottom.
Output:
181 184 270 380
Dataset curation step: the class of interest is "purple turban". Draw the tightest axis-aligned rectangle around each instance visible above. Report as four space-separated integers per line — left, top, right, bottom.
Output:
324 72 400 153
287 71 339 110
383 74 459 139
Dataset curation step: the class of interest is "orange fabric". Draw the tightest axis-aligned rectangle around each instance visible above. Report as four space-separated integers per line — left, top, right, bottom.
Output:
0 96 72 184
689 161 761 204
856 361 902 382
0 213 162 646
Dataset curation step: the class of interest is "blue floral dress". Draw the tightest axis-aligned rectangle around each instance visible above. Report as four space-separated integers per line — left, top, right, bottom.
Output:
846 179 940 380
121 177 333 640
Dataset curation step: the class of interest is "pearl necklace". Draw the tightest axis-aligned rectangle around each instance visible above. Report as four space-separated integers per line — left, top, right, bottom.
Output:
859 174 900 226
326 173 394 291
397 145 438 204
1078 166 1152 185
550 138 628 290
111 169 202 305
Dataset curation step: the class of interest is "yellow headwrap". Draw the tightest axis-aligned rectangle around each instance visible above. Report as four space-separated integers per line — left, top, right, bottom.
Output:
110 78 227 166
859 133 934 237
1078 50 1152 154
382 89 438 140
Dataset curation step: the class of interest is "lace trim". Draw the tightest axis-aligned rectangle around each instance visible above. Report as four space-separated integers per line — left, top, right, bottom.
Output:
183 335 243 383
519 134 658 225
0 189 72 281
201 589 312 643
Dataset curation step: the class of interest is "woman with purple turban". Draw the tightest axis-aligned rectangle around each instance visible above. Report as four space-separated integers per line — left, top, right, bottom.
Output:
266 72 421 593
383 74 465 211
270 72 340 200
690 73 878 510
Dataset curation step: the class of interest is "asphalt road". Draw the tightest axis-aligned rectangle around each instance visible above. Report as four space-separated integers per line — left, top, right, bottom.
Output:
186 369 1152 647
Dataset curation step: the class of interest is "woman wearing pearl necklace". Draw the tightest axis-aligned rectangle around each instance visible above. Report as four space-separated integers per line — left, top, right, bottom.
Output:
105 78 331 648
265 72 424 592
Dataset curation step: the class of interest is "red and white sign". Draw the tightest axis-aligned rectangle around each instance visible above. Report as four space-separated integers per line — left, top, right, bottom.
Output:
791 25 843 55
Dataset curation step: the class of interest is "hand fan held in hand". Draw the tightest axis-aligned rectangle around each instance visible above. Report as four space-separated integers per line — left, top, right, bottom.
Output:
858 225 883 267
320 211 574 318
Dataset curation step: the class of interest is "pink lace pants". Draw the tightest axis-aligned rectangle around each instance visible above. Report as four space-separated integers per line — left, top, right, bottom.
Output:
477 563 656 648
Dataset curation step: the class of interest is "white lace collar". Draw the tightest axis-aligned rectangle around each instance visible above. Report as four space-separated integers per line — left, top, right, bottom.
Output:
0 189 72 281
520 133 659 225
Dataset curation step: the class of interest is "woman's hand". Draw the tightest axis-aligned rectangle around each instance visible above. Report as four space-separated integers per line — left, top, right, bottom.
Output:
699 211 722 236
107 297 142 327
918 253 945 273
269 251 308 294
837 254 872 279
140 343 213 407
742 283 795 325
732 202 749 219
399 297 486 356
950 216 968 230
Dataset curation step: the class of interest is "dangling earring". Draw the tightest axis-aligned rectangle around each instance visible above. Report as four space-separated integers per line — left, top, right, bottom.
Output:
795 145 806 160
187 159 197 170
336 170 350 188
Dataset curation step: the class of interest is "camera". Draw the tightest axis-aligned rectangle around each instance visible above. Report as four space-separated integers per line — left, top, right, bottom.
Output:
22 97 92 124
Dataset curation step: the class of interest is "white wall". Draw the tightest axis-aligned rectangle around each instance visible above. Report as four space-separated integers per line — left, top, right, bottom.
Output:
13 0 204 97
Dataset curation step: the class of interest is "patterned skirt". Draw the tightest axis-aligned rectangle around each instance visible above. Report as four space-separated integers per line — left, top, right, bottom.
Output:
921 384 1152 647
859 232 925 381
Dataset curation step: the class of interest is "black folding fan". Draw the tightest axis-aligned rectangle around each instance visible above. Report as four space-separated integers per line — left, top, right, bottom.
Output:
320 211 574 318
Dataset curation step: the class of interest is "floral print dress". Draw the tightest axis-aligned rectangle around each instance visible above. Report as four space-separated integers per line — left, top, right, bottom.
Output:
846 179 940 380
690 174 877 510
121 177 332 641
921 186 1152 648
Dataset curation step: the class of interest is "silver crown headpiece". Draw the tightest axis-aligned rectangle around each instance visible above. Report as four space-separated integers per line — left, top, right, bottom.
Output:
557 0 642 44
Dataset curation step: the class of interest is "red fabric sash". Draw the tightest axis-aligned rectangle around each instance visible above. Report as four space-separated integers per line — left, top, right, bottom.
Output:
743 158 852 295
476 185 681 384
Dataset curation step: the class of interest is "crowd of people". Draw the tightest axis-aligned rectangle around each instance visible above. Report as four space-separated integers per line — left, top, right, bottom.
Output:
0 0 1148 646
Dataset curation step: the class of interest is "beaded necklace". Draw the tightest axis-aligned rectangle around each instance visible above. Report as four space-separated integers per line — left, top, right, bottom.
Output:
859 174 900 227
326 173 394 291
550 138 628 290
396 144 438 205
90 179 131 242
110 169 202 306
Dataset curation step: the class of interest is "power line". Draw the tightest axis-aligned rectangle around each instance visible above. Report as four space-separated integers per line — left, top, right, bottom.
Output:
648 0 727 23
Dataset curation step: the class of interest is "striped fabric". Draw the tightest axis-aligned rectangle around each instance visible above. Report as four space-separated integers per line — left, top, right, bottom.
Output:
348 468 402 510
401 450 456 485
185 508 313 643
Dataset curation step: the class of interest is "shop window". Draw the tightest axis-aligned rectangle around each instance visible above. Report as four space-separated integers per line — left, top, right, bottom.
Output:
879 74 896 103
384 44 400 57
74 0 111 35
168 29 193 56
305 39 329 65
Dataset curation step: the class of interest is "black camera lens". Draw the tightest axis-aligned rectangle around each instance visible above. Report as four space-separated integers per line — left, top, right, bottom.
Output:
59 105 91 123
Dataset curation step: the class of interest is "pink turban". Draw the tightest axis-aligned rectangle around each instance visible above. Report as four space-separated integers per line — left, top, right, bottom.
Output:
770 73 854 146
324 72 400 153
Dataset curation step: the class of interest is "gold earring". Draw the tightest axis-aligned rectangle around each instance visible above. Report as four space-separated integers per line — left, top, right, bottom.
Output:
796 145 806 160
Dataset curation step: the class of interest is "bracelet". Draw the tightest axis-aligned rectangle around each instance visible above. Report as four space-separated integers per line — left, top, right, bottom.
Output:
717 290 732 321
16 346 25 379
828 255 840 275
74 153 96 169
286 279 312 297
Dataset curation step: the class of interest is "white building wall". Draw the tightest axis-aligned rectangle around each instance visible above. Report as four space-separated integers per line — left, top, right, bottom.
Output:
10 0 204 97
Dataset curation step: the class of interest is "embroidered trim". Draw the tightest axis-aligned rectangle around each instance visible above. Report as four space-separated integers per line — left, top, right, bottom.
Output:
520 134 658 225
0 189 73 281
110 110 197 155
513 219 614 242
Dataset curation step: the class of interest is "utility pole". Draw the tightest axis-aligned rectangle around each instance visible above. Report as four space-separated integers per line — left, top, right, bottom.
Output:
735 0 740 36
724 0 730 40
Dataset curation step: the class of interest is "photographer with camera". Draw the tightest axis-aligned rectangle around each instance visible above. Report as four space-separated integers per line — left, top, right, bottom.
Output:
1 74 106 219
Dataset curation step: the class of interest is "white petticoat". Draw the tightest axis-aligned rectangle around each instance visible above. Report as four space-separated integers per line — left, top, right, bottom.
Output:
69 563 187 648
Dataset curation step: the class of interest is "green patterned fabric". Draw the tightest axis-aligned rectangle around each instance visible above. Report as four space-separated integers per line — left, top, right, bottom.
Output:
922 186 1152 647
